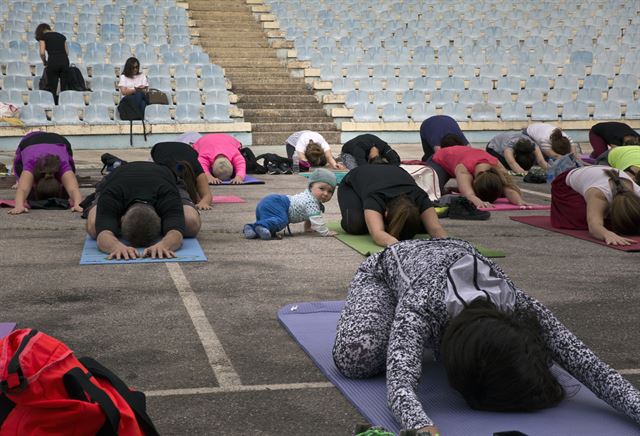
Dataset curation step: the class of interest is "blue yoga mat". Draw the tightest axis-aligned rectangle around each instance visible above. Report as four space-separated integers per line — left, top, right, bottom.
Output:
0 323 16 340
215 175 265 185
80 236 207 265
278 301 639 435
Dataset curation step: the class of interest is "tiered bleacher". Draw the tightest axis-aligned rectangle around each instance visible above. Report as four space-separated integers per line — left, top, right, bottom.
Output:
0 0 246 132
267 0 640 126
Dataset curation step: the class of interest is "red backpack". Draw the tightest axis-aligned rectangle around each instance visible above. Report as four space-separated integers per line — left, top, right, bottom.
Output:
0 329 159 436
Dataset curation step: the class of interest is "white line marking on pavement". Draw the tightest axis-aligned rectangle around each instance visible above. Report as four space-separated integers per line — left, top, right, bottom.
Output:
619 369 640 375
145 382 334 397
519 188 552 199
166 263 242 387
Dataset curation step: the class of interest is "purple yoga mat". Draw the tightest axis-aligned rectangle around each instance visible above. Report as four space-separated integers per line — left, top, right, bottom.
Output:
511 215 640 252
278 301 639 435
0 323 16 340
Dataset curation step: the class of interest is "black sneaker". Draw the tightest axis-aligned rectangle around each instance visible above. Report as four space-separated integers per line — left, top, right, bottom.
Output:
448 197 491 220
100 153 127 174
266 162 281 175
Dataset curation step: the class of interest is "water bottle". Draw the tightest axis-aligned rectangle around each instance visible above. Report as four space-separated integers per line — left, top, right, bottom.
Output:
292 153 300 174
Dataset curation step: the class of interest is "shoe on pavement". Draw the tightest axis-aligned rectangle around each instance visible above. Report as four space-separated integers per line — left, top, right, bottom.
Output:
254 225 272 240
243 224 257 239
448 197 491 220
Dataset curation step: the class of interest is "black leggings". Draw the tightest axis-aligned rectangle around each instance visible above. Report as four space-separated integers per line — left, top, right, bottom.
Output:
337 183 368 235
45 58 69 99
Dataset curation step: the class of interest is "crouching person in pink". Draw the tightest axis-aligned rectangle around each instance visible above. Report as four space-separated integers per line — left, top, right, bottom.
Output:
192 133 246 184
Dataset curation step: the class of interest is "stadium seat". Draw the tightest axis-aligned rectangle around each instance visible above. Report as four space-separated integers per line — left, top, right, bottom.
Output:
593 101 621 119
497 76 522 92
20 106 51 126
201 77 226 91
582 74 610 91
499 102 528 121
83 104 112 124
531 101 559 120
200 64 225 78
203 103 232 122
52 106 82 124
487 89 513 106
441 102 468 121
412 77 438 92
174 77 200 91
88 90 116 106
0 90 24 106
440 77 466 92
425 65 450 80
332 78 356 94
145 105 173 123
381 103 408 121
402 90 426 106
175 104 202 123
470 103 498 121
410 102 438 122
546 88 575 105
625 101 640 119
457 90 483 107
203 90 229 105
607 87 634 104
561 101 590 120
373 91 397 107
357 78 383 92
175 90 201 105
352 104 379 122
429 90 457 106
516 89 545 106
346 64 370 79
576 88 603 105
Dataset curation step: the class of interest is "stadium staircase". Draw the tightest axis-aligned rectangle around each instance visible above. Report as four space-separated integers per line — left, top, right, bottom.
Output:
187 0 340 147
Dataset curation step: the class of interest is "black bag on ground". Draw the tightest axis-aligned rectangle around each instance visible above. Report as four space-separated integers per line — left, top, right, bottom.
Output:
256 153 308 174
38 68 48 91
65 65 89 91
118 95 147 146
240 148 267 174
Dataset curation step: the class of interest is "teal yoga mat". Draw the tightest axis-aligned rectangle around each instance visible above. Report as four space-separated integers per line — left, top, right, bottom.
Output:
80 236 207 265
300 171 347 184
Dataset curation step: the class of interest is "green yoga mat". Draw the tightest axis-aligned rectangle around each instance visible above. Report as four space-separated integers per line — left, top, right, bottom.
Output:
300 171 347 184
327 222 505 258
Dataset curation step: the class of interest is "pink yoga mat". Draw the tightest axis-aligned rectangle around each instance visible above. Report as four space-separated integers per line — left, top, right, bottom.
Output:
511 215 640 251
479 198 550 211
0 200 26 208
211 195 245 204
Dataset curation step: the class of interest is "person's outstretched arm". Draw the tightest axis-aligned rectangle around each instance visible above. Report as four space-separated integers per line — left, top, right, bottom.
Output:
97 230 139 260
534 146 549 170
455 164 489 208
503 148 527 175
143 229 183 258
420 208 447 238
324 149 345 170
60 170 83 212
364 209 398 247
230 150 246 184
585 189 636 245
195 173 212 210
8 171 34 215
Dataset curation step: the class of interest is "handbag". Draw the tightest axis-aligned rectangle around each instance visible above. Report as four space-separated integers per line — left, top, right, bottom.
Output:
145 88 169 105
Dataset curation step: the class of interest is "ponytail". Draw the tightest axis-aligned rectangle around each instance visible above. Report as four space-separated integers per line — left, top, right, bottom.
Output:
605 168 640 235
34 154 63 200
175 160 199 203
385 195 422 240
473 168 519 203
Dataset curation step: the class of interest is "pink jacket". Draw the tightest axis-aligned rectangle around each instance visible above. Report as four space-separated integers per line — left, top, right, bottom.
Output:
192 134 246 179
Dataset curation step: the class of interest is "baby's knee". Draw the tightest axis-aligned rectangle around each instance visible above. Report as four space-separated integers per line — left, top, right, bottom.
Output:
183 206 201 237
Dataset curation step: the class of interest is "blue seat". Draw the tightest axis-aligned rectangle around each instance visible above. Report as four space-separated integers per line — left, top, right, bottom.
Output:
470 103 498 121
175 90 201 105
525 76 551 91
52 106 82 124
346 64 370 79
612 74 638 90
607 87 634 104
451 64 476 80
147 64 171 77
2 76 31 91
373 91 397 107
507 64 531 80
570 50 593 66
467 76 493 92
88 90 116 106
531 101 559 121
173 64 198 79
89 64 115 79
188 52 210 65
58 91 86 108
175 104 202 123
554 76 578 90
546 88 574 105
27 90 55 107
478 64 503 80
429 90 457 106
426 65 449 80
89 77 116 91
457 90 483 107
625 101 640 119
487 89 513 106
203 103 232 122
174 77 199 91
374 64 398 78
200 76 225 90
497 76 522 92
412 77 438 92
352 104 379 122
144 105 173 123
593 101 621 119
0 90 25 106
440 77 465 92
576 88 603 105
499 102 528 121
320 65 343 81
200 64 225 78
345 90 370 108
402 90 426 106
561 101 590 120
441 102 468 121
385 78 410 92
83 104 112 124
332 78 356 94
203 90 229 105
381 103 408 122
516 89 544 106
582 74 609 91
5 61 31 77
357 78 382 92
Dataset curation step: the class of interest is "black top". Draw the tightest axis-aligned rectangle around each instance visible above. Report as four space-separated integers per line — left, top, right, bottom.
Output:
95 162 185 237
591 122 640 146
342 134 401 166
42 32 67 58
150 141 204 177
340 164 433 213
19 132 71 151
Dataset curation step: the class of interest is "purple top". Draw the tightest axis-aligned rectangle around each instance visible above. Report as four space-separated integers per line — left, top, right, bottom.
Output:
13 143 75 181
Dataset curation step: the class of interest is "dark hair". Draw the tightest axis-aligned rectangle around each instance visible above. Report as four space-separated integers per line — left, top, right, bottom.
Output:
122 57 141 79
473 167 519 203
605 169 640 235
512 138 536 171
385 195 422 240
441 299 565 412
121 203 162 247
175 160 199 202
550 128 571 155
622 135 640 146
368 155 389 165
305 142 327 166
440 134 466 148
35 23 52 41
34 154 62 200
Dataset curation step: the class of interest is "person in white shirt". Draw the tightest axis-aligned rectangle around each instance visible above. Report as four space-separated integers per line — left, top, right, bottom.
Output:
117 57 149 114
285 130 345 170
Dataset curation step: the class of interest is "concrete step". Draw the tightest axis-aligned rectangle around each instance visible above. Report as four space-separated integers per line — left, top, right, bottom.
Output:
188 2 249 11
246 117 335 125
233 88 314 95
206 48 278 57
199 40 270 49
252 122 338 133
229 78 306 86
252 131 341 146
242 108 328 118
224 69 293 78
208 59 284 68
238 102 320 109
236 94 319 103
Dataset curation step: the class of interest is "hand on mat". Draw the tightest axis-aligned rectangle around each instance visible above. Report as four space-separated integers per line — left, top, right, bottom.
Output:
143 242 176 259
416 425 441 436
207 174 222 185
603 230 636 246
7 205 28 215
70 204 83 213
108 245 140 260
471 198 492 209
332 162 346 170
196 200 212 210
230 175 244 184
516 202 536 210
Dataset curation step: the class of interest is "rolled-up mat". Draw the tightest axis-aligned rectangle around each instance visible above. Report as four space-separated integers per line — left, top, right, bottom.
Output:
278 301 639 435
326 222 505 258
511 215 640 252
80 236 207 264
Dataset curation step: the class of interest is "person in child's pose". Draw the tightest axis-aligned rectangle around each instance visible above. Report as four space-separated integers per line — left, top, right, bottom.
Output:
604 146 640 185
333 238 640 434
431 145 529 208
337 164 447 247
340 133 401 169
243 168 338 240
192 133 246 184
8 132 82 215
419 115 470 161
551 165 640 245
285 130 345 170
524 123 580 160
85 162 187 260
589 122 640 159
151 141 212 211
486 132 548 175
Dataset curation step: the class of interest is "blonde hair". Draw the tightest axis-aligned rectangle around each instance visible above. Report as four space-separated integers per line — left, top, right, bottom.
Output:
212 156 233 180
550 128 571 155
304 142 327 166
605 169 640 235
473 168 520 203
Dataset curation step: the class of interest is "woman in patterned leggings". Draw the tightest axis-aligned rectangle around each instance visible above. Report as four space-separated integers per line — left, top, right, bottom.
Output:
333 238 640 433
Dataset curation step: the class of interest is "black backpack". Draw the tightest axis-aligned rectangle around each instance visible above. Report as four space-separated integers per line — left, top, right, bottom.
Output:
256 153 309 174
117 96 147 145
65 65 89 91
240 147 267 174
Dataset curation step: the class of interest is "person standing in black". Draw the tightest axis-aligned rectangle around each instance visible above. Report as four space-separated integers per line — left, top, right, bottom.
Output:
340 133 401 169
35 23 69 104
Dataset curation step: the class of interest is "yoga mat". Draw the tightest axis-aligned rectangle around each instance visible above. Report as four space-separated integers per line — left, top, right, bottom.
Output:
300 171 347 184
0 199 72 209
80 236 208 265
0 175 97 189
278 301 639 435
580 154 596 164
511 215 640 252
211 195 245 204
479 198 550 212
326 222 505 258
0 323 16 340
213 175 264 185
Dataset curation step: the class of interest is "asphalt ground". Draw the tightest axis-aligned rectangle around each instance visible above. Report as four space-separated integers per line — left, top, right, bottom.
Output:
0 144 638 435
